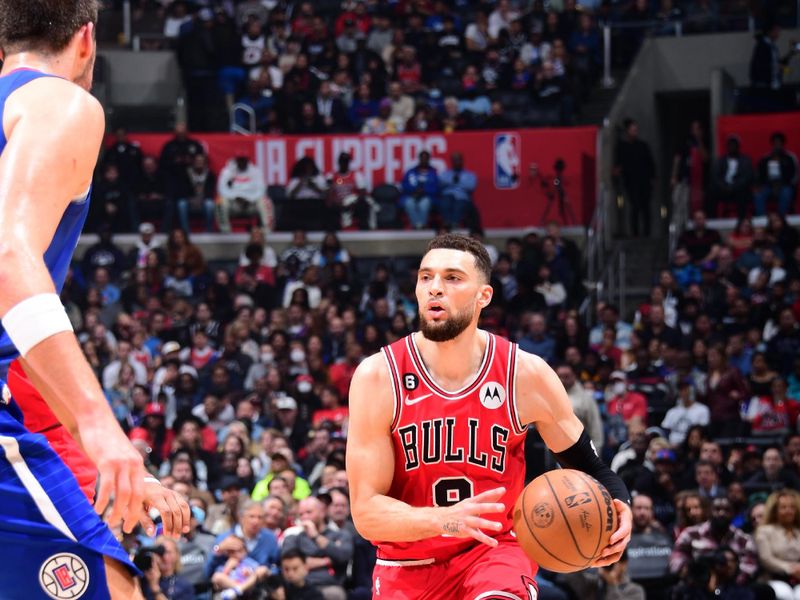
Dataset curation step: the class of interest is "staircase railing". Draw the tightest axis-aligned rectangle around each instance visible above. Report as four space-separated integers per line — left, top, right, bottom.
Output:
668 183 690 258
582 182 627 327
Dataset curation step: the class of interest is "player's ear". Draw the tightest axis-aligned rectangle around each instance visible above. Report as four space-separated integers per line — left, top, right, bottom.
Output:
477 283 493 309
77 23 95 57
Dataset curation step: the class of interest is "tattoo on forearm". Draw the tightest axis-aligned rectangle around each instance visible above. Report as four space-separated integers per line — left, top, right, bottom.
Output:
442 521 460 534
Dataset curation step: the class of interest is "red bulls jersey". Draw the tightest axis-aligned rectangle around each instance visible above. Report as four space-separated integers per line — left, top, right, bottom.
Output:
377 331 527 561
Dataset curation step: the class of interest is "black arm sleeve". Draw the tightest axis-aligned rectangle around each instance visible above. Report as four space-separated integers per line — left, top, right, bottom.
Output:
553 430 631 504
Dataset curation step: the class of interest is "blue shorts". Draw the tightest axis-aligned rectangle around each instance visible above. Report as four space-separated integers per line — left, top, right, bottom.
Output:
0 390 137 599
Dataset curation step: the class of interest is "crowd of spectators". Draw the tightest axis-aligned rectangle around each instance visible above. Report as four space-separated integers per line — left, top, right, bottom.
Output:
119 0 618 132
94 126 482 233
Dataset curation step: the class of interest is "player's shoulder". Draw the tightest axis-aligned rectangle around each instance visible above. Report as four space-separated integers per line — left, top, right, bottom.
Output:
351 351 392 389
514 347 550 379
6 77 103 128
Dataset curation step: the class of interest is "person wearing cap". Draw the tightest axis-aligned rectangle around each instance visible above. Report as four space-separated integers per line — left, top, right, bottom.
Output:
129 221 163 269
661 379 710 445
205 474 247 536
216 155 273 234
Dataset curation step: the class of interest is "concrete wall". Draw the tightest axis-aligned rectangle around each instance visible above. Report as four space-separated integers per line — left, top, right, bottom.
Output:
98 50 182 107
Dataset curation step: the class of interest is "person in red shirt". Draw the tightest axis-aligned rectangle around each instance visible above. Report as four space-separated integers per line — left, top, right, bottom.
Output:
328 341 363 400
312 385 349 430
606 370 648 424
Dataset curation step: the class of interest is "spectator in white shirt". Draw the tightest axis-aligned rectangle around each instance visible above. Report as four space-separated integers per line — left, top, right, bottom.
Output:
661 380 710 445
102 339 148 391
217 156 274 233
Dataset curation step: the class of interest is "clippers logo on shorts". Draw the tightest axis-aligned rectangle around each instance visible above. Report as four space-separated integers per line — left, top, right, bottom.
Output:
494 133 521 189
479 382 505 409
39 553 90 599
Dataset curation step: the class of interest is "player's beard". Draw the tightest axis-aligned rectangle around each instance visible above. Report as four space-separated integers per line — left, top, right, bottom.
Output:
419 304 474 342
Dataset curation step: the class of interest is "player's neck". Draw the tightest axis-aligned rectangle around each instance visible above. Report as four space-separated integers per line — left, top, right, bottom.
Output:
414 328 486 388
1 52 74 81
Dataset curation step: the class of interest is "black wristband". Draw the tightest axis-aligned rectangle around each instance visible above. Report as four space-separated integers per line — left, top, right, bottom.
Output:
554 430 631 504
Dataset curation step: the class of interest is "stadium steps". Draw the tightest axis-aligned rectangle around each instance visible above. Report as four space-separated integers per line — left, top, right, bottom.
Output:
609 236 669 318
576 69 627 125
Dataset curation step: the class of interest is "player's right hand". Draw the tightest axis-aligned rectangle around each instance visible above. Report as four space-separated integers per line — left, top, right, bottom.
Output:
438 487 506 547
80 419 146 534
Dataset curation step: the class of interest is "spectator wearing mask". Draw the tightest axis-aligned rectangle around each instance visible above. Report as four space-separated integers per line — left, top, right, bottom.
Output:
755 132 798 216
217 155 273 233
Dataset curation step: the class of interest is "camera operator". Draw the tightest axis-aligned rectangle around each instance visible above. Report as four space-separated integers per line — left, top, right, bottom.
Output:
138 537 196 600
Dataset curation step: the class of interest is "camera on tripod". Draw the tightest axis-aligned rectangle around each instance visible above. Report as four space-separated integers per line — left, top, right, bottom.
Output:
535 158 575 225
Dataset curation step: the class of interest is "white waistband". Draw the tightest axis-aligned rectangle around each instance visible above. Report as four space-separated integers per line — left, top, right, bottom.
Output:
375 557 436 567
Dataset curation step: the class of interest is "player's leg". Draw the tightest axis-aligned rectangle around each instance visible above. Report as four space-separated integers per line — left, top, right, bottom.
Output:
0 397 139 599
458 536 539 600
105 557 145 600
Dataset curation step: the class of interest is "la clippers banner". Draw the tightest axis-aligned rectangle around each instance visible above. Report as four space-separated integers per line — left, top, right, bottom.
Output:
717 112 800 158
129 128 598 228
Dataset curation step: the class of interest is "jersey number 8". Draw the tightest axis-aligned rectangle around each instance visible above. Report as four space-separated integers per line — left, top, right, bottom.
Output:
432 476 474 507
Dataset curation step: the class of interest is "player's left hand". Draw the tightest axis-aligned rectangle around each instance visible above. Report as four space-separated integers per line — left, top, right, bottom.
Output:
590 499 632 568
141 480 191 539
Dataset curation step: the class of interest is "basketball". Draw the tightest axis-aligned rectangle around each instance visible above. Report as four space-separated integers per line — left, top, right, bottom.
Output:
512 469 617 573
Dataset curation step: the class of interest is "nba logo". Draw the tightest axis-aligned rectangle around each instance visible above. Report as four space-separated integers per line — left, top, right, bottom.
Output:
494 133 521 190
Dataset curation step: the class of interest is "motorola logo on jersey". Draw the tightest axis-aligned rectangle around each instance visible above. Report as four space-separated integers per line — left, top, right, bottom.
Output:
397 418 510 473
479 382 506 409
39 553 90 599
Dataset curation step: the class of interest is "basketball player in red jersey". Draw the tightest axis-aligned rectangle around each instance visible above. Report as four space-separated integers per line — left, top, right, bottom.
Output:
347 234 632 599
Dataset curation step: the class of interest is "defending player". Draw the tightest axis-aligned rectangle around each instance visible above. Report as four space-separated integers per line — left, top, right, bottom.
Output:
347 234 632 599
0 2 188 597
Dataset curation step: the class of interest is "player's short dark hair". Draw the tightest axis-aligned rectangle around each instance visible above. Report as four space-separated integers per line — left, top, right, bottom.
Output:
425 233 492 283
0 0 98 54
281 549 306 563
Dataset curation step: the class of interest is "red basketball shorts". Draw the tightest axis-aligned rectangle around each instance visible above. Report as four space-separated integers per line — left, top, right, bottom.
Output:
7 359 97 500
372 534 539 600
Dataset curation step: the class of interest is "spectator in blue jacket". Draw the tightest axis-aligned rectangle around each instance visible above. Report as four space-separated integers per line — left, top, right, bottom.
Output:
205 500 280 579
439 152 478 229
400 150 439 229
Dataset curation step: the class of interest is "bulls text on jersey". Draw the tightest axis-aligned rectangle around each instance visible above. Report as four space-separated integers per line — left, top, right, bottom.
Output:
397 417 510 473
